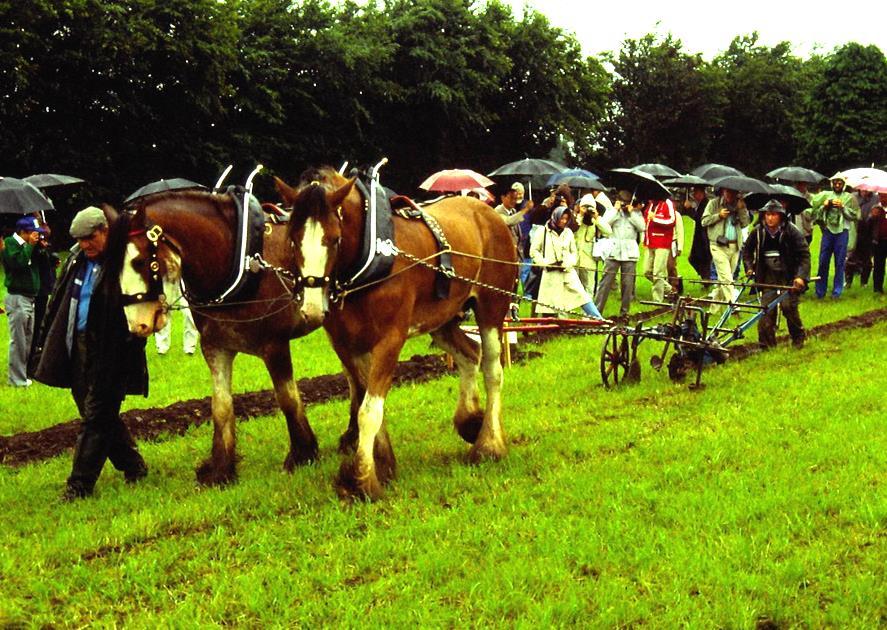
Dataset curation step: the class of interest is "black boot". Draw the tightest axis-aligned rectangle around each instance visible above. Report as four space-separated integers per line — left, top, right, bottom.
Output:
64 429 108 500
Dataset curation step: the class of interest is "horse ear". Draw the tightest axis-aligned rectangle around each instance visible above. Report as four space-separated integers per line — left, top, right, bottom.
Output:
100 203 119 225
274 176 298 205
129 204 146 230
326 177 356 209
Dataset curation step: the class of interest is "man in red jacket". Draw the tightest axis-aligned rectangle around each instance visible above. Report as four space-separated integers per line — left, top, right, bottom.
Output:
643 198 677 302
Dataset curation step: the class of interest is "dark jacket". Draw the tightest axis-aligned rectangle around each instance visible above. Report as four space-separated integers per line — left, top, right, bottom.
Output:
29 247 148 400
742 220 811 285
1 235 40 296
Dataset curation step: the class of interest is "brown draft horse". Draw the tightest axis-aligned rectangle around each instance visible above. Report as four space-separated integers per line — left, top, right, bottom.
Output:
116 190 323 485
275 167 518 500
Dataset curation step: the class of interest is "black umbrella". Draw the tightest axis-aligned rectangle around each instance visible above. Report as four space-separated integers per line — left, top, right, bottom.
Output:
745 183 811 215
632 163 681 179
23 173 86 190
0 177 55 214
602 168 671 201
125 178 208 204
556 175 607 191
691 163 745 180
709 175 771 194
765 166 825 184
662 174 711 188
488 158 567 199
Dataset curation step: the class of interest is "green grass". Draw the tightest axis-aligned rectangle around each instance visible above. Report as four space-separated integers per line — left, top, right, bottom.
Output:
1 219 885 626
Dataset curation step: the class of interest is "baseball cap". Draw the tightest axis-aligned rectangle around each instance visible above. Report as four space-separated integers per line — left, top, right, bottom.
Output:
15 216 46 234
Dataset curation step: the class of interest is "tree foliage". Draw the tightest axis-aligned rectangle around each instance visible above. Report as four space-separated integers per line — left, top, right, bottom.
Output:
1 0 886 202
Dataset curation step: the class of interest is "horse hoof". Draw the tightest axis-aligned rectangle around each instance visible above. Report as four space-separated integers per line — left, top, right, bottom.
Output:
283 446 318 472
196 459 237 486
335 458 385 501
468 440 507 464
454 414 483 444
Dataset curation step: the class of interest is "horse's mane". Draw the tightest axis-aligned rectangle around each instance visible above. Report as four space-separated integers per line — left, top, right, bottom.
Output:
288 167 346 234
129 189 231 213
103 208 133 283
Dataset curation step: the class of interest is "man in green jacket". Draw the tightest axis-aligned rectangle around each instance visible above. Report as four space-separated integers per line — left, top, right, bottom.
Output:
809 173 859 298
2 216 45 387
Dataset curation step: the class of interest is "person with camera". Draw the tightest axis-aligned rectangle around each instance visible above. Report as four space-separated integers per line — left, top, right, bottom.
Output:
2 216 45 387
529 204 602 319
701 185 751 309
593 190 646 318
809 172 859 299
742 199 810 349
573 194 608 295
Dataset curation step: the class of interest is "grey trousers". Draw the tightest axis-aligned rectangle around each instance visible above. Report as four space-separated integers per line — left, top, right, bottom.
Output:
4 293 34 385
594 259 637 316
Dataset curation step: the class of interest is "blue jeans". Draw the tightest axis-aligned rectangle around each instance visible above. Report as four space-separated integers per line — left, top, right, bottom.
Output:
816 229 849 298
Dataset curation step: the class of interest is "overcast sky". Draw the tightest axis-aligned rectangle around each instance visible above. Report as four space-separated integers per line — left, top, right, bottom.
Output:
501 0 886 60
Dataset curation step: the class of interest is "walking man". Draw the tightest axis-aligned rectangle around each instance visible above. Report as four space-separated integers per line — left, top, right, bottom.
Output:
809 173 859 298
742 200 810 349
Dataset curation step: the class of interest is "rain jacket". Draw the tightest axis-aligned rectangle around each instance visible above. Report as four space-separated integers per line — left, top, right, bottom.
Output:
596 204 646 261
701 197 751 244
2 235 39 296
30 246 148 400
809 190 859 235
742 220 811 286
643 199 676 249
529 224 591 314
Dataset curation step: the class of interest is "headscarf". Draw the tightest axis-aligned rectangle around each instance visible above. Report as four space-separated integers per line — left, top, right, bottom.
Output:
548 206 570 234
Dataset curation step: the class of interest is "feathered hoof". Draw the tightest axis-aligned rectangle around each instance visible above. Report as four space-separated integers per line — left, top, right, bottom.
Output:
196 457 237 486
283 444 318 472
468 439 507 464
454 413 484 444
335 457 385 502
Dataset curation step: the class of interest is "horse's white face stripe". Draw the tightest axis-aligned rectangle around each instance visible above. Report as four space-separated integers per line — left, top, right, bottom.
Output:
120 243 148 296
300 218 328 278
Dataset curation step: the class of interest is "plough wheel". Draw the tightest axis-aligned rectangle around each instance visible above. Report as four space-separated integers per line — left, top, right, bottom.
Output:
601 331 635 388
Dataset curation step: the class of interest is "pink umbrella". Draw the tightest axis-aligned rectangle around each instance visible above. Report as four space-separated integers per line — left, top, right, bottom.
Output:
419 169 495 192
461 187 495 203
850 170 887 193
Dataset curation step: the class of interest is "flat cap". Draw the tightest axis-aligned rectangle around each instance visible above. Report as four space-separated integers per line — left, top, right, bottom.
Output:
70 206 108 238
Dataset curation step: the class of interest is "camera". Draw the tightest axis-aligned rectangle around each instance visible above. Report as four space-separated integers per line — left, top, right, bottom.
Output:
716 235 730 246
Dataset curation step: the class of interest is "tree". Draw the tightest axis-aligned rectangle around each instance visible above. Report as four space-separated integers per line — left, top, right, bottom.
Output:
599 33 720 172
708 33 807 176
795 43 887 174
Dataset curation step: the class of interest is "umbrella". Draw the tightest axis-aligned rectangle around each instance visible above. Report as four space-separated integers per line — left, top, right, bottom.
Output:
461 187 495 203
632 163 681 179
419 169 494 193
546 168 599 186
841 167 887 188
0 177 55 214
602 168 671 201
745 183 811 215
709 175 771 194
853 171 887 194
691 163 745 180
555 175 606 191
662 174 711 188
765 166 824 184
125 178 208 204
23 173 86 190
489 158 567 199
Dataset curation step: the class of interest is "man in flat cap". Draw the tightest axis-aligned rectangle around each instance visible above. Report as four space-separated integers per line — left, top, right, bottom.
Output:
2 216 46 386
31 206 149 500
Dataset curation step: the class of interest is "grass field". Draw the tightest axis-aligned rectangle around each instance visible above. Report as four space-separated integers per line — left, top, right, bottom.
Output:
1 219 885 626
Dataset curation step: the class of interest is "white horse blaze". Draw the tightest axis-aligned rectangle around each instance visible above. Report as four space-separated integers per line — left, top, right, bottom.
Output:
299 218 330 314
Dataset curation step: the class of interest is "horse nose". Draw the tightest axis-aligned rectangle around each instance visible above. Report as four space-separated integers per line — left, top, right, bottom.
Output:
133 323 152 337
300 302 326 327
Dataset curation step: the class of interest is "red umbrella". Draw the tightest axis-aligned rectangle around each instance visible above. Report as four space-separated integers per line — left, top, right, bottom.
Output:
419 169 495 192
854 171 887 193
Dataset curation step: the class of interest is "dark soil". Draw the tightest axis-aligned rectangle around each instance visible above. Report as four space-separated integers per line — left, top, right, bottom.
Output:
2 307 885 467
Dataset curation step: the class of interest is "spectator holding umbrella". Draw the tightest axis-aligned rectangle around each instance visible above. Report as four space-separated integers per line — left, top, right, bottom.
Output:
809 173 859 299
867 192 887 295
685 184 712 279
701 185 751 309
593 190 646 318
642 197 677 303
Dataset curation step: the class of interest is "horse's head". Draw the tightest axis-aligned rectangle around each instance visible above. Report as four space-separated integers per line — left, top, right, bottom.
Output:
115 204 181 337
275 169 356 327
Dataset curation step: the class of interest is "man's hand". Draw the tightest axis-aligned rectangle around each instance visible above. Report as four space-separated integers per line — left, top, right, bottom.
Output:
718 208 731 219
792 277 806 291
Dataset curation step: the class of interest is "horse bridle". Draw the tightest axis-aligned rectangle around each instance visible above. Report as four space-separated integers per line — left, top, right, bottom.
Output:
120 224 168 309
